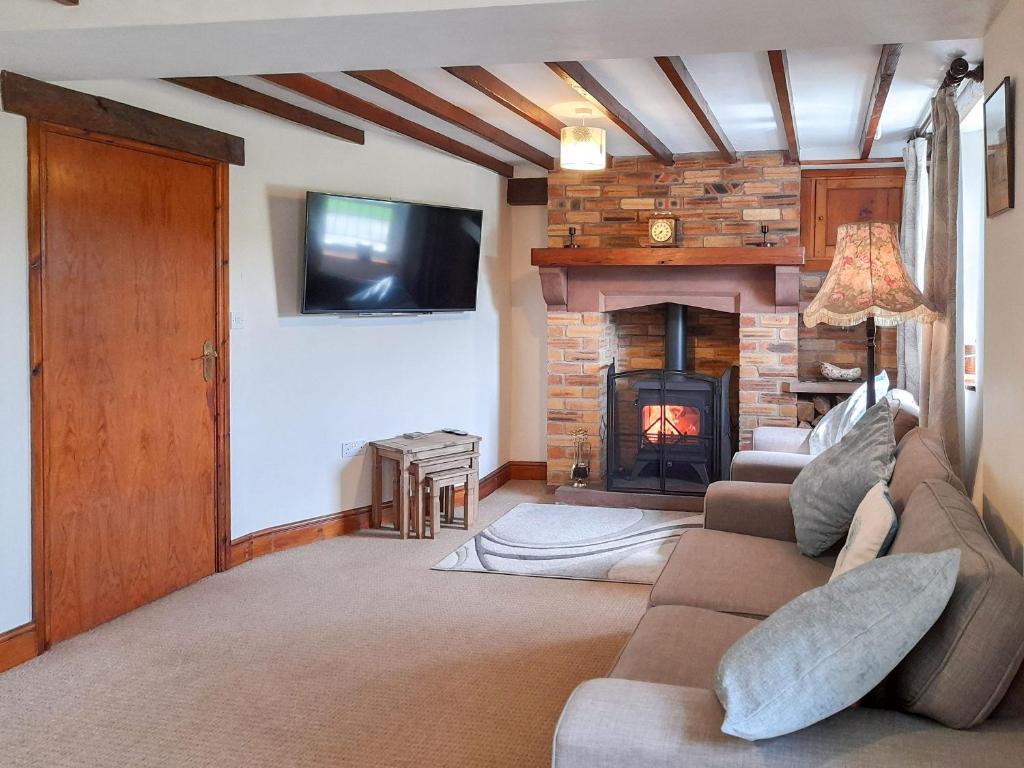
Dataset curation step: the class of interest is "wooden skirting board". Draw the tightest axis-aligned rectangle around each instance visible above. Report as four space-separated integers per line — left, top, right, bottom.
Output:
0 623 39 674
228 460 547 567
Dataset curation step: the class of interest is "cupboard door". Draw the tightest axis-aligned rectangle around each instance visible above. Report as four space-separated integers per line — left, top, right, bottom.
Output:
801 170 905 272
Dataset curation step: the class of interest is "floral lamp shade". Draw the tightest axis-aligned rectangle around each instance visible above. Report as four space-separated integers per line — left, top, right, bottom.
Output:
804 221 938 328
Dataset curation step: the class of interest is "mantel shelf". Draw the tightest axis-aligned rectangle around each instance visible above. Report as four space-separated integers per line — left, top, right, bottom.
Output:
531 246 805 268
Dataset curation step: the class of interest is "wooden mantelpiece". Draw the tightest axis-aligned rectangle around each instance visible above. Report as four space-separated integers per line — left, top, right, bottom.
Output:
533 246 804 314
531 246 805 268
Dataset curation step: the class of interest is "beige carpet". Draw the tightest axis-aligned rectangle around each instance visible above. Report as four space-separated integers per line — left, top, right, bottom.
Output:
0 481 649 768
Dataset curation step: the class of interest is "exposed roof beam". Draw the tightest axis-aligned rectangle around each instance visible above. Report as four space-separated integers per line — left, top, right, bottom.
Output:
767 50 800 163
443 65 566 139
165 77 364 145
654 56 736 163
546 61 674 165
346 69 554 170
858 44 903 159
260 73 513 177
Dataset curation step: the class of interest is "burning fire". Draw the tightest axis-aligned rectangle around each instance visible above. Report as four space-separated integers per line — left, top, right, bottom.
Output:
643 404 701 442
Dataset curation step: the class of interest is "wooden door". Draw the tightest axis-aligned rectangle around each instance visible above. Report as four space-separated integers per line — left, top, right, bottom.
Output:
33 123 227 645
800 168 905 271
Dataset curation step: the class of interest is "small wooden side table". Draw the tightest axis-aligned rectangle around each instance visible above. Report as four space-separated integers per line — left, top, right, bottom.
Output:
369 431 481 539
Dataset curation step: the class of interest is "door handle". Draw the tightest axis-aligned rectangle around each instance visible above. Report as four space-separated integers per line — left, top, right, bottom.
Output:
201 340 218 382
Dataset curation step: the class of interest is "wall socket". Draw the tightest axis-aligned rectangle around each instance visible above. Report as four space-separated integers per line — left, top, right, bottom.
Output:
342 440 368 458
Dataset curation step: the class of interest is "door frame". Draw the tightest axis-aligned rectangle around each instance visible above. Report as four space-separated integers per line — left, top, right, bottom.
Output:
27 120 233 650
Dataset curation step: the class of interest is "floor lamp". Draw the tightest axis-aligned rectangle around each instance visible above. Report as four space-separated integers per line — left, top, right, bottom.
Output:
803 222 937 408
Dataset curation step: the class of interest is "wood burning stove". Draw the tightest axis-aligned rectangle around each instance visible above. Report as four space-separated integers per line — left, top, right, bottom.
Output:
605 304 735 495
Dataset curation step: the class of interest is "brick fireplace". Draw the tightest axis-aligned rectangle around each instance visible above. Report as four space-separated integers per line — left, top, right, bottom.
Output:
539 151 804 489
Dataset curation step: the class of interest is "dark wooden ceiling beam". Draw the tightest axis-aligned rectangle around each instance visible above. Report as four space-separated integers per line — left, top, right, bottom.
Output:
260 73 513 177
443 65 566 139
546 61 674 165
767 50 800 163
346 69 554 170
1 70 244 165
165 77 364 144
654 56 736 163
858 44 903 159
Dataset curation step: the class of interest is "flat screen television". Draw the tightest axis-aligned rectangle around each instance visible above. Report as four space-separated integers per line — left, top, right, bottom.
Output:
301 191 482 314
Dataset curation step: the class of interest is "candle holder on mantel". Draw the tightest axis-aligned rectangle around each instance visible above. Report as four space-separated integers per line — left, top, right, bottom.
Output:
567 226 580 248
570 428 592 488
753 224 776 247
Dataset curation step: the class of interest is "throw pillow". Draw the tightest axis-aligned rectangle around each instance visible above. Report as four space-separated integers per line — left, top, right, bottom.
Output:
791 398 896 557
715 549 960 741
808 371 889 454
829 481 898 582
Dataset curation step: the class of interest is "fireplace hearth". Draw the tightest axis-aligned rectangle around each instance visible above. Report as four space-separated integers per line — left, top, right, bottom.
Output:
605 304 735 496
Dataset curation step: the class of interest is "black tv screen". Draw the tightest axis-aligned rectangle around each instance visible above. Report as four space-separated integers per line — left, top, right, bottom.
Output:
301 192 482 314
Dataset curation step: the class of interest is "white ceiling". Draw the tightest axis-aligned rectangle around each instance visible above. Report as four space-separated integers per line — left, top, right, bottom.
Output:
0 0 1005 80
0 1 997 169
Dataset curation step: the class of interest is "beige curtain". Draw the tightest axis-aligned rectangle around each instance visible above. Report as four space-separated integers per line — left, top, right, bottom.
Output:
897 137 928 398
919 87 962 473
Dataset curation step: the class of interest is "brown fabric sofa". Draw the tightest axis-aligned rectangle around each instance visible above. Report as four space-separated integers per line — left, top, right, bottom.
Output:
553 428 1024 767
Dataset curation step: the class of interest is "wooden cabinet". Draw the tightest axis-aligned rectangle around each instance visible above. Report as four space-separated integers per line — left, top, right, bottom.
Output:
800 167 905 271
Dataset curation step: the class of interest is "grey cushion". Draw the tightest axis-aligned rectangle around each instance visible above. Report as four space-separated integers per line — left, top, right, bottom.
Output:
649 529 832 617
611 606 759 689
790 398 896 556
715 550 960 741
889 427 965 513
874 480 1024 728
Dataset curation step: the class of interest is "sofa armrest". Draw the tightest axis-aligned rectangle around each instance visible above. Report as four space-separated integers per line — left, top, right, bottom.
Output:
703 481 796 542
554 679 1024 768
751 426 811 453
731 450 814 484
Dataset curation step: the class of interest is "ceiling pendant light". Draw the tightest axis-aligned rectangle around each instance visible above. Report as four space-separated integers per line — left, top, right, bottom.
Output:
560 107 606 171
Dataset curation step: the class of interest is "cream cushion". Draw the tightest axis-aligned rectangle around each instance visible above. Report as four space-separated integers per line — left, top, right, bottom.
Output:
830 481 898 582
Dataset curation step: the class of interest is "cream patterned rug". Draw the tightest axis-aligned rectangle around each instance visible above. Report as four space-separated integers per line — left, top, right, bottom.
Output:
433 503 703 584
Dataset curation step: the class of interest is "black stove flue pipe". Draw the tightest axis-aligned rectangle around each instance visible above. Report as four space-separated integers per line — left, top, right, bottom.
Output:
665 303 688 372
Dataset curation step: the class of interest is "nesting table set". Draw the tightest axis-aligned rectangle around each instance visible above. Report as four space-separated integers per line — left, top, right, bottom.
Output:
369 431 481 539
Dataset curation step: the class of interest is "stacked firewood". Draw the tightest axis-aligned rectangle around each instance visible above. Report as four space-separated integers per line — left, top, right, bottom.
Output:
796 394 849 429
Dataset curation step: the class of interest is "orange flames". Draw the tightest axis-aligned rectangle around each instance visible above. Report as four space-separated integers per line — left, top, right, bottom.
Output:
643 405 701 442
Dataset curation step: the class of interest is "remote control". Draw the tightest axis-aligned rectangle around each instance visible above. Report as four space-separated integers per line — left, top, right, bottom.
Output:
442 428 468 435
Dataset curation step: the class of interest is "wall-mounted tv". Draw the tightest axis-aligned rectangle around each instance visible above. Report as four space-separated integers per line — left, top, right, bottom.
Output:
301 191 482 314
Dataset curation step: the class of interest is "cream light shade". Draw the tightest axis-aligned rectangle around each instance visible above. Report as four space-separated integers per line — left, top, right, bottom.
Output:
804 221 938 328
559 124 606 171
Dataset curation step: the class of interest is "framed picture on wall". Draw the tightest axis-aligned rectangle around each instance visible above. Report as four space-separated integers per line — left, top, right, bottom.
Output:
984 77 1015 217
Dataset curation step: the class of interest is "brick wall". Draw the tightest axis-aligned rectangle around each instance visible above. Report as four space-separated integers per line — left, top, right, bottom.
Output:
547 151 800 248
546 312 615 485
798 273 898 382
738 313 800 450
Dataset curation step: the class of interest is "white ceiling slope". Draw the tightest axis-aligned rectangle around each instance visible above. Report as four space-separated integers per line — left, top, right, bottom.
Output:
0 0 1006 81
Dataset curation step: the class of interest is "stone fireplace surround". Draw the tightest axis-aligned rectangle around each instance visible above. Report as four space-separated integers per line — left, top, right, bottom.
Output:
538 253 801 487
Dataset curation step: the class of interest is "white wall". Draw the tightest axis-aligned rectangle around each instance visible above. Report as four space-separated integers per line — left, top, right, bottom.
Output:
0 76 543 633
503 189 549 463
981 0 1024 572
0 106 32 633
